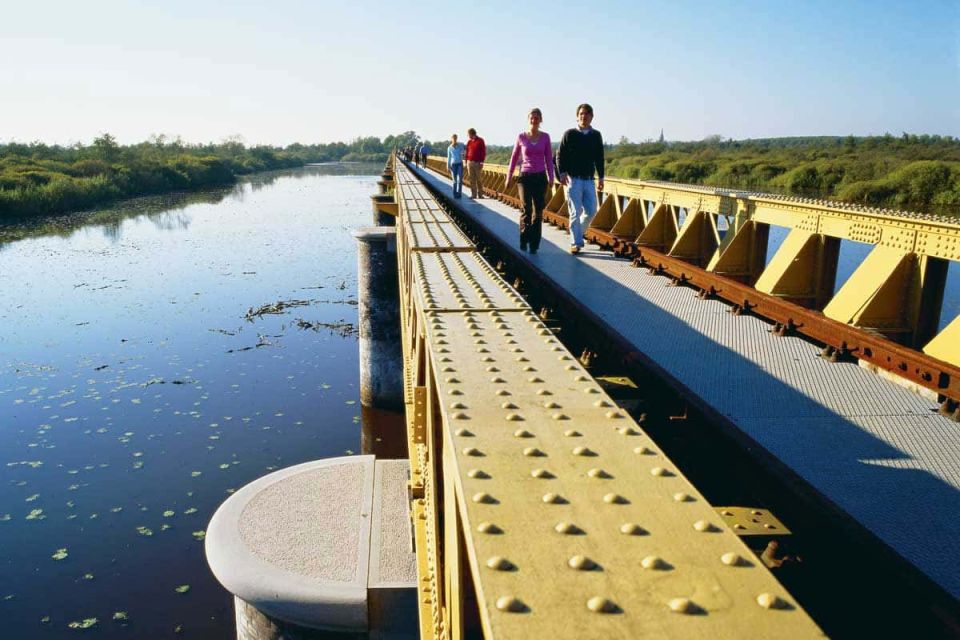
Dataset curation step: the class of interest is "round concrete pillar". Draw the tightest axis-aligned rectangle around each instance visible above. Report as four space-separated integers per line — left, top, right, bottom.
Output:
353 227 403 410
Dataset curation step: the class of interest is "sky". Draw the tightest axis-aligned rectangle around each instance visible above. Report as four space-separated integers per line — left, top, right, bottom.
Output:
2 0 958 147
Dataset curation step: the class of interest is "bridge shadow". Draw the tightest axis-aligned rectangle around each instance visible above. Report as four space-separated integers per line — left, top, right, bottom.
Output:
408 162 960 601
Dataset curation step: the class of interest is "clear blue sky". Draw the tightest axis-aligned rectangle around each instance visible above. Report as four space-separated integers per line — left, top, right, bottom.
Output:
2 0 957 146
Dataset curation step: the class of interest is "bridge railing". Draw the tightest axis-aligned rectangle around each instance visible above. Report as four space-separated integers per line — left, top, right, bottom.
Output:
390 156 824 639
423 155 960 415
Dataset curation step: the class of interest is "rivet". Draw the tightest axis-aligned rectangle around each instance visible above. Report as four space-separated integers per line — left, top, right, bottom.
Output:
496 390 511 396
641 555 667 570
476 347 489 352
634 446 655 455
544 401 561 409
619 523 647 535
486 556 513 571
673 492 693 502
586 597 617 613
605 411 624 419
528 377 544 383
523 447 544 457
506 413 524 422
449 389 463 395
516 356 530 363
721 552 745 566
513 428 533 437
482 356 495 362
522 366 536 372
467 469 490 479
538 329 550 336
575 375 589 382
477 522 502 534
463 447 482 456
568 555 596 570
452 412 469 420
440 357 453 362
564 430 582 437
491 377 506 383
618 426 639 435
603 493 628 504
550 413 569 421
542 493 565 504
530 468 553 478
554 521 581 534
450 402 467 410
587 468 611 479
441 366 456 373
593 400 612 408
651 467 672 476
693 520 719 532
536 389 552 396
585 388 600 394
564 364 577 371
495 596 525 613
757 593 787 609
454 428 473 437
487 366 500 372
668 597 696 614
473 492 495 504
572 446 594 456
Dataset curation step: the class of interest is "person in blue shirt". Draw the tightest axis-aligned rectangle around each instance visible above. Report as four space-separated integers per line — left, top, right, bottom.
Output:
446 134 466 199
419 142 430 168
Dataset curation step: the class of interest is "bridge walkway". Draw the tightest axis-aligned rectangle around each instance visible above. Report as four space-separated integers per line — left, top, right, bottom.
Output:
406 161 960 601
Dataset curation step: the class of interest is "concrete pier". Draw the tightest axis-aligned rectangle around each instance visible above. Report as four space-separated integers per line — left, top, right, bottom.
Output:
205 457 417 639
370 194 397 226
353 227 403 410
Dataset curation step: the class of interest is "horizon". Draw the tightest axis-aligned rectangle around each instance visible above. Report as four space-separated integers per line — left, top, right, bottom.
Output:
2 0 958 147
2 131 956 151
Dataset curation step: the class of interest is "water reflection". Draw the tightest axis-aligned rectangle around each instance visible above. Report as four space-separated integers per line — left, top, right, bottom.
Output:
0 162 384 250
0 163 380 639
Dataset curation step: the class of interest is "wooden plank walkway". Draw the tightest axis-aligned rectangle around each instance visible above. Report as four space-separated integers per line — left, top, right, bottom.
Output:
407 161 960 601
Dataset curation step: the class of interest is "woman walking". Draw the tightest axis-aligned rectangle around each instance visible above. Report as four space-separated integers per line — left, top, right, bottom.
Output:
505 107 554 254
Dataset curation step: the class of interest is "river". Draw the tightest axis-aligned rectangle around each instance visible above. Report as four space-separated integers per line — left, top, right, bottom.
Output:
0 163 381 638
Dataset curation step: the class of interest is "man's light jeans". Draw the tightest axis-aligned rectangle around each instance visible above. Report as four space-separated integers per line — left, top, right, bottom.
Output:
566 177 598 248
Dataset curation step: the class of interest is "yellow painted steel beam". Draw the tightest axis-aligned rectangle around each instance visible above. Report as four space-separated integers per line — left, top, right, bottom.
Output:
706 220 769 283
635 203 679 252
823 245 915 334
422 308 824 639
392 157 824 639
668 210 721 268
754 230 840 309
590 192 619 232
610 198 648 240
924 315 960 364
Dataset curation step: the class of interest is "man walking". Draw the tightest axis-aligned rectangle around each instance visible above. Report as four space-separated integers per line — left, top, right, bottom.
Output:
446 134 465 199
419 141 431 168
465 128 486 199
556 103 604 255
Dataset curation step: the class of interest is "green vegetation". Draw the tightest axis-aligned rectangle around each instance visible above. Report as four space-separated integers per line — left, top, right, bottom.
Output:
486 134 960 215
0 132 417 220
5 132 957 219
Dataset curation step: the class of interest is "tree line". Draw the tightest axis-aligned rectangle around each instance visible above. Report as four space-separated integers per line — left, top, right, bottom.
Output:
0 132 422 219
485 133 960 215
2 132 957 220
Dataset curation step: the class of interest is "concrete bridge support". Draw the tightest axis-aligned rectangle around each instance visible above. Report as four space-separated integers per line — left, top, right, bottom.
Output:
354 227 403 410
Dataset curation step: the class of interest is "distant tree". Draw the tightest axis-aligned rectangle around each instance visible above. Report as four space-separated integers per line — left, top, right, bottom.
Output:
92 133 120 162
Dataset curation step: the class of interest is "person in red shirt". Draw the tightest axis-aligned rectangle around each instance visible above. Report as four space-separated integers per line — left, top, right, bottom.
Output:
464 128 487 199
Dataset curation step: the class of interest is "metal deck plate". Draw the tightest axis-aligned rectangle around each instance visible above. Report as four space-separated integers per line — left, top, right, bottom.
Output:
410 163 960 599
411 251 529 312
404 219 473 251
424 309 824 638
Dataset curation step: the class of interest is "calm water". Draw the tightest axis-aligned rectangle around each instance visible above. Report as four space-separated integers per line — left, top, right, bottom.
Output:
0 164 381 638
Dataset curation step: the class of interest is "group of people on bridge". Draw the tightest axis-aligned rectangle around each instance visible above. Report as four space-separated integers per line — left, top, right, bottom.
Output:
409 104 604 257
